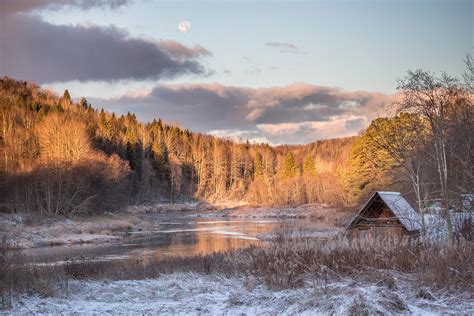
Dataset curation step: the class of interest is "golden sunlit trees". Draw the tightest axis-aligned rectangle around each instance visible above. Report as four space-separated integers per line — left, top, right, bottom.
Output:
281 151 299 179
253 152 264 180
37 114 91 161
302 155 317 203
303 155 317 177
366 113 431 233
2 58 472 220
0 76 358 215
345 118 398 203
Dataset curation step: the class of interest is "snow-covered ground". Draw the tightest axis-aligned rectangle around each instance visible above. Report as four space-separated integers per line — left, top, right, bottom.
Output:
8 273 473 315
424 210 472 241
0 212 142 249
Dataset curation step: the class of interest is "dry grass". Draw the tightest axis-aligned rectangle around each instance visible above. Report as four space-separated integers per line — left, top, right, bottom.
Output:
0 236 68 309
244 236 473 290
1 233 472 309
43 235 474 290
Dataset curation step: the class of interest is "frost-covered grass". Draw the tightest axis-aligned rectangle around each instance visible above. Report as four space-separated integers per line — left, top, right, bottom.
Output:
3 234 472 300
2 207 473 314
9 272 473 315
2 235 473 313
0 212 147 249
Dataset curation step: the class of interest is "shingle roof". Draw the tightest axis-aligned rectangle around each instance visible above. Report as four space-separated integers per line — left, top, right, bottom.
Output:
347 191 421 232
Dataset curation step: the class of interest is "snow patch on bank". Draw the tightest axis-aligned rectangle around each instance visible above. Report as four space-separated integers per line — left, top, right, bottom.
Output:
9 273 473 315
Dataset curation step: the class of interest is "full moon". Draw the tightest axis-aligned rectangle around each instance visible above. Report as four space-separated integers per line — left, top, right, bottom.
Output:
178 21 191 33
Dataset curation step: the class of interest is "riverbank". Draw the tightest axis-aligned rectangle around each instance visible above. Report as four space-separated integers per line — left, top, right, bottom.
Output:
0 202 348 250
0 202 208 249
4 235 473 314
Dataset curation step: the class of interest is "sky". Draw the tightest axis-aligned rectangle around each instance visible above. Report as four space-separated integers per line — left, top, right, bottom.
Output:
0 0 472 144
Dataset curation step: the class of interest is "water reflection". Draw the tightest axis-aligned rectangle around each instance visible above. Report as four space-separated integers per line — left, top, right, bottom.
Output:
23 215 282 265
151 219 276 261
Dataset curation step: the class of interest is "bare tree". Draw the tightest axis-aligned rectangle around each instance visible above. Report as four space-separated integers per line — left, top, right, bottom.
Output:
367 114 431 236
37 114 91 162
463 53 474 92
397 70 470 236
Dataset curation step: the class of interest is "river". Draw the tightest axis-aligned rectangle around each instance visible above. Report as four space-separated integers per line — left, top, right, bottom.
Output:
22 211 331 265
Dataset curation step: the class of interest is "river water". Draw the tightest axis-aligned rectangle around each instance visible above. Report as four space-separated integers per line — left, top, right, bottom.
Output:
23 212 329 265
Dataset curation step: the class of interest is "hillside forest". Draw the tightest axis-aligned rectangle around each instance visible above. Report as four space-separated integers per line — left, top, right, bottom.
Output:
0 57 472 221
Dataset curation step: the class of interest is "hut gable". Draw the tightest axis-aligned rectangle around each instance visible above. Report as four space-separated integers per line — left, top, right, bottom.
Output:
347 191 421 234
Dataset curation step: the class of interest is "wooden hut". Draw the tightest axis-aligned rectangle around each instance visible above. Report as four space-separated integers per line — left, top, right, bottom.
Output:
346 191 421 238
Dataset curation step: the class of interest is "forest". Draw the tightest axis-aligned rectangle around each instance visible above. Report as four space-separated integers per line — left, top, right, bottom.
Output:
0 57 472 221
0 78 354 215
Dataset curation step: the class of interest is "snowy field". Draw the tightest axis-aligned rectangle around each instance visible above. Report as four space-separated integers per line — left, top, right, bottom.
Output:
9 273 473 315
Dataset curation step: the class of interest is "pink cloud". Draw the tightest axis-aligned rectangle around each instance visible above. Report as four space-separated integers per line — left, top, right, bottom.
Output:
92 83 396 144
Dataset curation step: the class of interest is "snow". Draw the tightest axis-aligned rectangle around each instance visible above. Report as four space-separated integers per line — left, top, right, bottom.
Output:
8 273 473 315
378 192 421 231
0 212 142 249
424 210 472 241
285 229 342 239
347 191 421 232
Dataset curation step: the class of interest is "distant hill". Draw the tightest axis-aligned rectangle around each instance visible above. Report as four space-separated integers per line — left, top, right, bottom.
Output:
0 77 354 216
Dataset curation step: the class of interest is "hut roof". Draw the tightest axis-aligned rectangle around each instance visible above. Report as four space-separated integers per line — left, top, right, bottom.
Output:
347 191 421 232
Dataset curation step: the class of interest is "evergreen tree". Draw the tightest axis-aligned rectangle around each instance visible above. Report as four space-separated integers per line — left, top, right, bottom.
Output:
303 155 317 177
151 138 170 179
61 89 72 108
254 152 263 180
281 152 299 179
79 97 88 110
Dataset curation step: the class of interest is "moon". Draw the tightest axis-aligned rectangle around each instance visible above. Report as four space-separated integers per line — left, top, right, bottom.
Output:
178 21 191 33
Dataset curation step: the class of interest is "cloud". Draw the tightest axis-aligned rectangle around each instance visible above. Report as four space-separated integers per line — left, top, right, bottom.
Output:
91 82 396 144
0 0 129 14
256 117 365 144
208 129 270 144
345 117 367 131
265 41 305 54
0 1 212 83
158 40 211 59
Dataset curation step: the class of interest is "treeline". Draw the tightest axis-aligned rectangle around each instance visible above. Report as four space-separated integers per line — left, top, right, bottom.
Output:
344 57 473 234
0 77 353 216
1 56 472 218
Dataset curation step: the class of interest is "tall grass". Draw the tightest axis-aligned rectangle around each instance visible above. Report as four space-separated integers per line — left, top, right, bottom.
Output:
229 235 473 289
0 236 67 309
1 234 472 309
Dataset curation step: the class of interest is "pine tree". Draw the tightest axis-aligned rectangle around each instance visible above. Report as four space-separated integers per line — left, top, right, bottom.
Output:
254 152 263 180
281 152 299 179
151 138 170 180
61 89 72 108
303 155 317 177
79 97 88 110
263 145 276 180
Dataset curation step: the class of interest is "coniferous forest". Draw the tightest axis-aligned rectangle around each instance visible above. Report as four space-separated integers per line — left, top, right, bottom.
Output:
0 77 356 216
1 58 472 218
